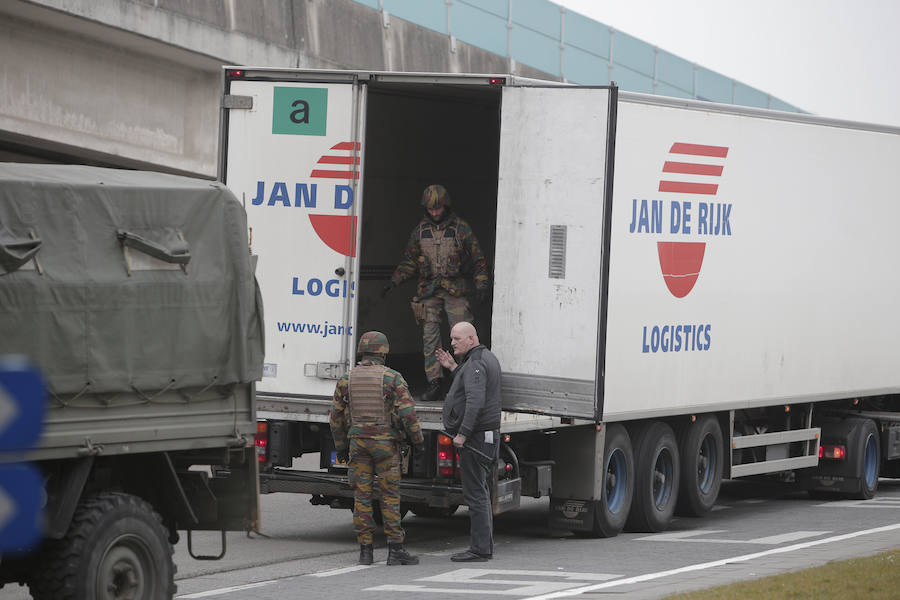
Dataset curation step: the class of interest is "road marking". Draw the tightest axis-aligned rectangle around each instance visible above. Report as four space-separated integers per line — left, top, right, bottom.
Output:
524 522 900 599
309 564 375 577
816 497 900 509
367 568 621 596
636 529 830 545
176 581 276 598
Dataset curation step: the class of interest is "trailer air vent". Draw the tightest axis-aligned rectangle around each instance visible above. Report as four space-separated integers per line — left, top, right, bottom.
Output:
549 225 567 279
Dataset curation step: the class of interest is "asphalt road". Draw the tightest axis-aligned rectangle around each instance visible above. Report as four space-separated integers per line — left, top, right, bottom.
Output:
3 460 898 599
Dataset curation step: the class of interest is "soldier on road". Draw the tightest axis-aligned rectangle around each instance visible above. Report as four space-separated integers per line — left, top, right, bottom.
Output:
330 331 424 566
382 184 490 402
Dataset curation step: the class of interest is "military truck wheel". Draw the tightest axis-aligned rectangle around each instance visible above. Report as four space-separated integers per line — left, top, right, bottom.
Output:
626 421 680 532
28 493 175 600
675 415 723 516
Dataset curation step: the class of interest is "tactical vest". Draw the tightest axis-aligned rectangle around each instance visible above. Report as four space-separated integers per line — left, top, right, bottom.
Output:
348 364 391 427
418 221 462 278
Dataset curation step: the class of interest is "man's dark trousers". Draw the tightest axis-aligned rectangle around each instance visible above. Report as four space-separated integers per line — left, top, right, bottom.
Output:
459 431 498 556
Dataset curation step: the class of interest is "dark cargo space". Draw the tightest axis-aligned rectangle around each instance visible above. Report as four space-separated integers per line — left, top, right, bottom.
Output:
356 81 502 392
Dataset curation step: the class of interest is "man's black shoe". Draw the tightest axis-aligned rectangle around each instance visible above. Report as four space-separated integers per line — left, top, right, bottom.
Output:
450 550 491 562
359 544 373 565
418 379 443 402
386 543 419 565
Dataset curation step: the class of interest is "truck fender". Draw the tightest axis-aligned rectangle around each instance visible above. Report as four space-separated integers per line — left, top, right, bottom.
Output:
45 456 94 539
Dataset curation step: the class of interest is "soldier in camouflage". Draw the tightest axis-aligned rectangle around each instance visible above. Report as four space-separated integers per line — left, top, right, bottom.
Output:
330 331 425 566
382 184 490 402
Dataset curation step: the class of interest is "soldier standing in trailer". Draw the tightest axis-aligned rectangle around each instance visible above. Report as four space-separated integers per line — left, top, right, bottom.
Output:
330 331 424 565
382 184 490 402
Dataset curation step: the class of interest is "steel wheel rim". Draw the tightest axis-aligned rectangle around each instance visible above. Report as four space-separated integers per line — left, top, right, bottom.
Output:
605 448 628 514
863 432 878 488
652 447 674 509
97 534 155 600
697 432 717 494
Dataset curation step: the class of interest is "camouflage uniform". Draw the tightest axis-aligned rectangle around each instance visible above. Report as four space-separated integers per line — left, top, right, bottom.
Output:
330 351 424 546
390 185 489 384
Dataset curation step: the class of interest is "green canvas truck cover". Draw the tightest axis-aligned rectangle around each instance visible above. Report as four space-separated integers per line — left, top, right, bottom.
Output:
0 163 264 398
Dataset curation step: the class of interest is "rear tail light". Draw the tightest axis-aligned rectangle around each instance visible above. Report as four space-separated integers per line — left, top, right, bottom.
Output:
255 422 268 463
437 434 455 476
819 444 846 460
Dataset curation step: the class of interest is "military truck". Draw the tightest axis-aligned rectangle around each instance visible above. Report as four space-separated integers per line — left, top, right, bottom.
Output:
0 164 264 599
221 68 900 537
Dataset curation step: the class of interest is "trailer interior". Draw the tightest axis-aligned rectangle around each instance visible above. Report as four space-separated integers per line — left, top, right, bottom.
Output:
356 80 503 393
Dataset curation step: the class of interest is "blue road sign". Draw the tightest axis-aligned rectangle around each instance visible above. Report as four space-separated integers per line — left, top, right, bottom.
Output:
0 356 46 452
0 462 43 553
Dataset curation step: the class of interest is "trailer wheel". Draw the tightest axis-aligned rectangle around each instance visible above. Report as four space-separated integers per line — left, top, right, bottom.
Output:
626 421 680 532
675 415 723 516
578 423 633 538
849 419 880 500
28 493 175 600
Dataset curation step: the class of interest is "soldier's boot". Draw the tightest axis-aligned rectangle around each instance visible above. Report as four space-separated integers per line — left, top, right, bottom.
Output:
419 379 443 402
386 543 419 565
359 544 374 565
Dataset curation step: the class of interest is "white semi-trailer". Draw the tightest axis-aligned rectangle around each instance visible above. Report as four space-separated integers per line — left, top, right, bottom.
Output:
220 68 900 536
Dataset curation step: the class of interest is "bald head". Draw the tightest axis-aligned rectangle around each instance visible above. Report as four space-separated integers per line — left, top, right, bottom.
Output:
449 321 479 357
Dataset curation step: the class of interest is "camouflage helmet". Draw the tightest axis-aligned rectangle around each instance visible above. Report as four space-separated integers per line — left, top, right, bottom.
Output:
357 330 389 355
421 184 451 209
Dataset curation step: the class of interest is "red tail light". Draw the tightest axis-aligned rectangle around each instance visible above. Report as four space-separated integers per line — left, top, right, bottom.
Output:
819 444 846 460
255 422 268 462
437 434 455 476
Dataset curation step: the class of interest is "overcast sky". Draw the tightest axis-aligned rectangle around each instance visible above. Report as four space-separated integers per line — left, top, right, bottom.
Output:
554 0 900 128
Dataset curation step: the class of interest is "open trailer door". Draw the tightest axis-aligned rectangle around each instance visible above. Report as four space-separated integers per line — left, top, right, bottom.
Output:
221 71 366 399
492 85 615 420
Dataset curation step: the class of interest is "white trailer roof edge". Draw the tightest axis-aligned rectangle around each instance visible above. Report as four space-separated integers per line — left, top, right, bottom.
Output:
619 90 900 136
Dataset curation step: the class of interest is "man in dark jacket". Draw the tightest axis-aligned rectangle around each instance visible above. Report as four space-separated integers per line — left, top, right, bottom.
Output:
436 321 501 562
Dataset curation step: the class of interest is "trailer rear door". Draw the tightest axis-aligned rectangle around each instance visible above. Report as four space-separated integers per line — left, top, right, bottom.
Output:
492 86 614 420
222 74 365 399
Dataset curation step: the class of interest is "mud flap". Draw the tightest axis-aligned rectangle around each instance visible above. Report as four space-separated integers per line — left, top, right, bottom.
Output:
548 497 598 531
493 477 521 515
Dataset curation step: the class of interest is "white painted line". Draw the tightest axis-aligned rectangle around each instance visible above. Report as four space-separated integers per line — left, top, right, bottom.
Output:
636 529 729 542
637 529 831 545
176 581 276 598
308 564 376 577
524 522 900 600
367 568 622 596
749 531 830 545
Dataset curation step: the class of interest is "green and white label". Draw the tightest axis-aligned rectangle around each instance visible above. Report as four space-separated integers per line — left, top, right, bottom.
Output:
272 87 328 136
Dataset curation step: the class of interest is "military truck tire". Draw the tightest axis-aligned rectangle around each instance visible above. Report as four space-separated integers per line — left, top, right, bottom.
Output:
28 492 175 600
625 421 680 532
675 415 723 516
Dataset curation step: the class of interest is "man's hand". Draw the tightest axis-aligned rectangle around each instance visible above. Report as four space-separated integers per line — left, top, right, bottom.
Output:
435 347 458 371
475 288 489 304
380 282 396 299
453 434 467 448
336 449 349 464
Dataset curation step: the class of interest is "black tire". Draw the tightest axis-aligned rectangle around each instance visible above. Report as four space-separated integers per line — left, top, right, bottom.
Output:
675 415 724 516
582 423 634 538
849 418 879 500
410 504 459 518
28 493 175 600
626 421 680 533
